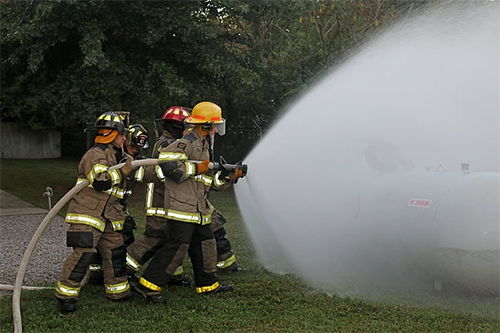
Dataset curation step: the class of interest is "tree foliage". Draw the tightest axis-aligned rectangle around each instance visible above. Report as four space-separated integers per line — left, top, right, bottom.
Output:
1 0 410 158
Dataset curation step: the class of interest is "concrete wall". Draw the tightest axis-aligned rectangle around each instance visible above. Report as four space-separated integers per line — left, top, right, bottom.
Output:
1 122 61 158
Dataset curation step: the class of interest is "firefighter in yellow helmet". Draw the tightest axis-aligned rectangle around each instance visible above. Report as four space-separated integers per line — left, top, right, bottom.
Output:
133 102 244 303
126 106 242 289
55 112 134 314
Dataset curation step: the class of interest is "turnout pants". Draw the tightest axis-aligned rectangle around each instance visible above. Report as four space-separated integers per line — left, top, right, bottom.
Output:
127 212 236 273
126 215 168 273
55 222 130 300
140 220 218 292
211 212 236 269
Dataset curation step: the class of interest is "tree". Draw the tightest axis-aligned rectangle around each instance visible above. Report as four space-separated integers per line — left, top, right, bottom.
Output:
1 0 409 159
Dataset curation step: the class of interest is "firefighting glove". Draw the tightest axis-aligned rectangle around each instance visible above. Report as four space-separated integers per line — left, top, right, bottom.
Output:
122 215 137 232
229 169 245 183
121 157 134 176
196 160 210 174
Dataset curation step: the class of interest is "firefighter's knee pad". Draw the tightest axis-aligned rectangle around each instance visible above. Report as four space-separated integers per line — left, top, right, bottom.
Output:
216 238 231 256
212 227 227 240
210 212 227 231
111 245 127 277
66 231 94 248
69 252 96 282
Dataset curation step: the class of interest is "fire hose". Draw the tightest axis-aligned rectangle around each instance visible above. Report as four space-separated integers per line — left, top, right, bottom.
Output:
12 159 158 333
12 157 247 333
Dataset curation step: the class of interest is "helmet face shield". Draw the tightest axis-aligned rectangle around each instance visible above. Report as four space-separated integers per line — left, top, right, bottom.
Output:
215 119 226 136
184 102 225 135
127 124 149 150
135 133 149 149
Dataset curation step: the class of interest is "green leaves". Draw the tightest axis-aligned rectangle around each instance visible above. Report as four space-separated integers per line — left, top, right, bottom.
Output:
1 0 408 158
79 21 106 68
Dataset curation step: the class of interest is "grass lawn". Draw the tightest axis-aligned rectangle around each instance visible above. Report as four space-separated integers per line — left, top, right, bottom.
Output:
1 158 499 332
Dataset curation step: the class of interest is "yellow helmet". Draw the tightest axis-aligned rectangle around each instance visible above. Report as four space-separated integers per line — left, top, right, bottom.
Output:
186 102 224 124
186 101 226 135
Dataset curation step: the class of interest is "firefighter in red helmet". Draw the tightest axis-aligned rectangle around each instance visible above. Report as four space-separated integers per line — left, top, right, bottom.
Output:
126 106 194 287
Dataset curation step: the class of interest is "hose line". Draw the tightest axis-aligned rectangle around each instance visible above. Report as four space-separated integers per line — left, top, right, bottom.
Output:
12 158 159 333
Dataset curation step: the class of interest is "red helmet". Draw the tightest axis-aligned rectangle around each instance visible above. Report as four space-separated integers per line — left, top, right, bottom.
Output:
162 106 191 123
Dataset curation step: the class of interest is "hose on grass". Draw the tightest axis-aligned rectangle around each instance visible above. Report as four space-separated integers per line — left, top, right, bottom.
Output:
0 284 52 291
12 158 159 333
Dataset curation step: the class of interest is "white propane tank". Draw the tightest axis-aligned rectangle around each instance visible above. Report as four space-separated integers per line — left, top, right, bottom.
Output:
359 170 499 295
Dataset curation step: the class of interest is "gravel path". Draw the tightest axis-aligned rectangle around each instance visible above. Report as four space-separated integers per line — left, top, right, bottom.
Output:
0 213 70 287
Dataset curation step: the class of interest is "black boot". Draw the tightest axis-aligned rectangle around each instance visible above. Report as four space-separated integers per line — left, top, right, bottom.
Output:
130 280 166 304
145 293 167 304
167 274 194 287
56 297 77 314
87 271 104 285
126 270 140 284
219 262 244 273
107 290 133 302
203 284 234 295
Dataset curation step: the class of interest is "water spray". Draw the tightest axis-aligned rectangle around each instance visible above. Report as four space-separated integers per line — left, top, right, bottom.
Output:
235 1 500 312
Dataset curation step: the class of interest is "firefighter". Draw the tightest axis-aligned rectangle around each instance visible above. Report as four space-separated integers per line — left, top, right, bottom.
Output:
121 123 150 247
126 106 193 286
126 107 242 288
87 123 150 284
133 101 244 303
55 112 133 314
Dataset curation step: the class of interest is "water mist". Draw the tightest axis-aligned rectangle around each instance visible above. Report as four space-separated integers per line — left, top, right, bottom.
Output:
235 2 499 314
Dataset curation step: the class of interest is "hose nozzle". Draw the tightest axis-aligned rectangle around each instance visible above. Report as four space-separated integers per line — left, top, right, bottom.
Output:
209 156 248 178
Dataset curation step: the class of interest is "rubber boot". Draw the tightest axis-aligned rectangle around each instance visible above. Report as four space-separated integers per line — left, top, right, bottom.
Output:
56 297 77 314
107 290 132 302
203 284 234 295
87 271 104 285
219 262 244 273
130 280 166 304
167 273 194 287
126 268 141 285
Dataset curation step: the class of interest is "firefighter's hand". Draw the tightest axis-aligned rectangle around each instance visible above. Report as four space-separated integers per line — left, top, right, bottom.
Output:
121 157 134 176
229 169 245 183
196 160 210 174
